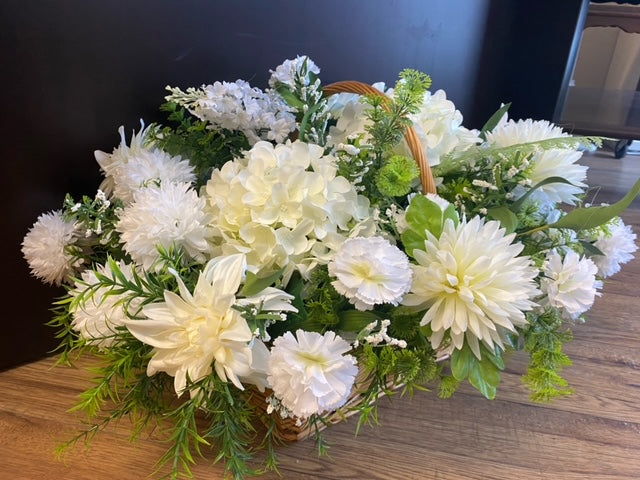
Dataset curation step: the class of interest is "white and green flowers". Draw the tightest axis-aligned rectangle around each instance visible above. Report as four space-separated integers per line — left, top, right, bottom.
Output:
21 55 639 480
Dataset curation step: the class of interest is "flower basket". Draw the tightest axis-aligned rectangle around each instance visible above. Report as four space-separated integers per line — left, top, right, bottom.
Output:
21 55 640 479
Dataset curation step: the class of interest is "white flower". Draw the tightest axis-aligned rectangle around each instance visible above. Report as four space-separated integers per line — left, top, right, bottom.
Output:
168 80 296 145
592 218 638 277
517 149 587 205
541 249 602 319
116 182 211 270
70 261 142 348
94 122 195 204
268 55 320 89
485 118 568 147
328 236 412 310
125 254 254 395
22 210 82 285
403 216 540 358
267 329 358 419
205 140 372 277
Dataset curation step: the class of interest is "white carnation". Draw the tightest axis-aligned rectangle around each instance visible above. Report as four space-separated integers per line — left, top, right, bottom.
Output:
541 249 602 319
592 218 638 277
267 329 358 419
94 121 196 204
116 182 211 270
328 236 412 310
70 261 143 348
22 210 82 286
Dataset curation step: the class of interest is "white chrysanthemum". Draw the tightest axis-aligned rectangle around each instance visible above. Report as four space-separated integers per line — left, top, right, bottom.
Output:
70 261 142 348
592 218 638 277
125 255 255 395
485 118 568 147
205 140 372 277
328 86 480 167
267 329 358 419
116 182 211 270
541 249 602 319
94 122 196 204
22 210 82 286
403 216 540 358
268 55 320 89
328 236 412 311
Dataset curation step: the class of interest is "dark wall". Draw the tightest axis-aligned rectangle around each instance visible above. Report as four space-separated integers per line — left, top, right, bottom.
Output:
1 0 492 370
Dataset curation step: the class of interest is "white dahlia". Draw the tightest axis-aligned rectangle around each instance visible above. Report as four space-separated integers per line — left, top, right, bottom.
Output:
403 216 540 358
116 182 211 270
205 140 372 277
267 329 358 419
70 261 142 348
22 210 82 286
94 122 195 204
592 218 638 278
485 118 568 147
328 236 412 311
125 255 254 395
541 249 602 319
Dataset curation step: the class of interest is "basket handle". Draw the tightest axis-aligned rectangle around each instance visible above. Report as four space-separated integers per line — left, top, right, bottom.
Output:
323 80 437 195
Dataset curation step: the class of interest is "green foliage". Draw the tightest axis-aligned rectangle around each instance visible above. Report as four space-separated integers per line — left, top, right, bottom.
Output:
152 101 250 187
450 343 505 400
375 154 420 197
522 310 574 402
438 375 461 399
479 102 511 141
401 194 459 257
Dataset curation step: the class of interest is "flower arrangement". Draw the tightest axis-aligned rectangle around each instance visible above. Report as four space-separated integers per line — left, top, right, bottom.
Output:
22 55 640 479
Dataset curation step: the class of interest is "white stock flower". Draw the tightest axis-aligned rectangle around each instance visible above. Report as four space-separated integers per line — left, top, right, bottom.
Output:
70 261 142 348
328 236 412 310
268 55 320 88
116 182 211 270
592 218 638 277
403 216 539 358
541 249 602 319
267 329 358 419
94 122 195 204
184 80 296 145
125 254 254 395
22 210 82 286
205 140 372 276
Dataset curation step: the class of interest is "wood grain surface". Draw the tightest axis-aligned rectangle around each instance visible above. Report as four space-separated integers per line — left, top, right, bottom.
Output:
1 151 639 480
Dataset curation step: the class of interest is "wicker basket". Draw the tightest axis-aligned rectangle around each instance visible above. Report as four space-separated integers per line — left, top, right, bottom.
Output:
256 81 439 442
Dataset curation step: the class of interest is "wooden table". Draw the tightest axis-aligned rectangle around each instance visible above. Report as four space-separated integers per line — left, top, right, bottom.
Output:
2 153 640 480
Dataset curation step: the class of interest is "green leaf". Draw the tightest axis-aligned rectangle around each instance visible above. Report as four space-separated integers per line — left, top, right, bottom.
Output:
404 194 459 244
550 178 640 231
337 310 382 332
239 268 284 297
450 344 503 400
400 229 426 259
486 206 518 233
274 83 305 109
511 176 574 212
580 240 605 257
480 102 511 141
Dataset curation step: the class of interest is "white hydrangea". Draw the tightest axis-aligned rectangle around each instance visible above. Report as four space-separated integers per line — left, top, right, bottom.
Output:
116 182 212 270
94 121 196 204
328 236 412 311
167 80 296 145
70 261 143 348
541 249 602 319
204 140 373 278
267 329 358 419
591 218 638 278
22 210 82 286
